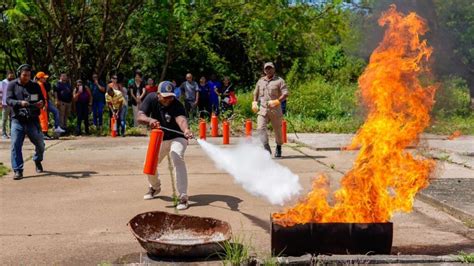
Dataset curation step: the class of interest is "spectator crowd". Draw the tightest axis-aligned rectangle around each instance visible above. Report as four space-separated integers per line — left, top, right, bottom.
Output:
0 69 238 139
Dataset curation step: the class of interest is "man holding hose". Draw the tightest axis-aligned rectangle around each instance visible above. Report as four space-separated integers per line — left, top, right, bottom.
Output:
138 81 193 210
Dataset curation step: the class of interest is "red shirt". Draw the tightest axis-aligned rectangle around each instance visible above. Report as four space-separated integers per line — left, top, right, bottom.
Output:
145 85 158 94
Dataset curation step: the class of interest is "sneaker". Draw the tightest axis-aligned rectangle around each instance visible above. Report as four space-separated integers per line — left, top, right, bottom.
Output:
263 144 272 155
176 194 189 210
35 161 43 173
43 134 52 140
275 145 282 158
143 186 161 200
2 134 9 139
13 171 23 180
55 126 66 133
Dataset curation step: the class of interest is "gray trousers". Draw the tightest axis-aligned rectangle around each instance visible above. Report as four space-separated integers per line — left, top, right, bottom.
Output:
147 137 188 197
1 105 11 135
132 105 139 127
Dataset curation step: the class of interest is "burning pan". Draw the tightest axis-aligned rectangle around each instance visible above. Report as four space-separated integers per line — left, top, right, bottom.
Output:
271 219 393 256
128 211 232 258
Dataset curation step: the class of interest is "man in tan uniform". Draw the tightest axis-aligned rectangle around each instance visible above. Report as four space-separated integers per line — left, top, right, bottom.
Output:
252 62 288 158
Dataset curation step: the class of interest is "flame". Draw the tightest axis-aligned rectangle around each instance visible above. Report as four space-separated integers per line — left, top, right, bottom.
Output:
273 5 437 226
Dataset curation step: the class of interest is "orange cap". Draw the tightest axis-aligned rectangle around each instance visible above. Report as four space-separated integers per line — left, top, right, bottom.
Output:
36 71 49 79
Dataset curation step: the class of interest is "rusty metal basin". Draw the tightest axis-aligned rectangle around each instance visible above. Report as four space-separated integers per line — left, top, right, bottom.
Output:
128 211 232 258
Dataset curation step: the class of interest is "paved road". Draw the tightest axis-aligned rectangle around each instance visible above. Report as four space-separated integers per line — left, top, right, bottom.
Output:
0 136 473 265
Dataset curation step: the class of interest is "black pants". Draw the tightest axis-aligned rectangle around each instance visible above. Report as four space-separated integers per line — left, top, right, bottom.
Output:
198 100 211 119
76 102 89 134
185 100 197 119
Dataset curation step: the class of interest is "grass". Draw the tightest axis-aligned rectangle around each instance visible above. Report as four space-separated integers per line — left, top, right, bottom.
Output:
0 162 10 178
458 251 474 263
427 114 474 135
216 235 252 265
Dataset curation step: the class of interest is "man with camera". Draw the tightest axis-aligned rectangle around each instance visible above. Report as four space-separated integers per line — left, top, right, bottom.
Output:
6 64 46 180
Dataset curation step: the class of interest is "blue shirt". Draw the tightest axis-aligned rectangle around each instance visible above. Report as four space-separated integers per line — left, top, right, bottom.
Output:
55 81 73 103
89 81 106 103
198 83 211 102
208 80 221 103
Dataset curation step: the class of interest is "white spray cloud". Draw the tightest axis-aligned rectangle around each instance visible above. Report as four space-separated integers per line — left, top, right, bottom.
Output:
197 139 302 206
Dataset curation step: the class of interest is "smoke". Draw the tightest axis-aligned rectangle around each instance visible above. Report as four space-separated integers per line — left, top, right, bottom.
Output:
197 139 302 206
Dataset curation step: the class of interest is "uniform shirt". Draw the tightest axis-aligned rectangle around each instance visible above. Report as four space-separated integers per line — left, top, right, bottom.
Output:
253 75 288 115
139 92 186 140
105 89 124 110
6 78 45 121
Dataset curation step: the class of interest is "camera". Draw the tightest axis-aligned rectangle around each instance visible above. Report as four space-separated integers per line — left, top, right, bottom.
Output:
17 107 32 122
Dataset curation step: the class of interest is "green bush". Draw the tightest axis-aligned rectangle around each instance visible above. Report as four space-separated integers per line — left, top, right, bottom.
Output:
288 78 359 120
428 114 474 135
433 76 471 117
235 91 254 119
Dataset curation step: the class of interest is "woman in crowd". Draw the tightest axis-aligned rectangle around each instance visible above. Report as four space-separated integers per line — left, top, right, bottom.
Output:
218 76 236 116
129 71 146 127
145 78 158 95
73 79 92 135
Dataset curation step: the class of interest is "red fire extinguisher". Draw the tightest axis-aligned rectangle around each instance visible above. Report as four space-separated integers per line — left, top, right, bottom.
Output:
199 119 207 140
211 113 218 137
245 119 252 138
143 128 164 176
110 116 117 137
222 120 230 145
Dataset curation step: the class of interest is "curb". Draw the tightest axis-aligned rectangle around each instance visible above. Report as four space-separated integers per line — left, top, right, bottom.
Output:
417 192 474 228
249 254 462 265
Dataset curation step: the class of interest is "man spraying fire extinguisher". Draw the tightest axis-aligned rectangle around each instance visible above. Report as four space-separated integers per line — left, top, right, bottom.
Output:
138 81 194 210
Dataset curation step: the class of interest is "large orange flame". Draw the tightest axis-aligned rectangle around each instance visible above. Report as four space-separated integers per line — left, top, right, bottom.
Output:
273 5 437 226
